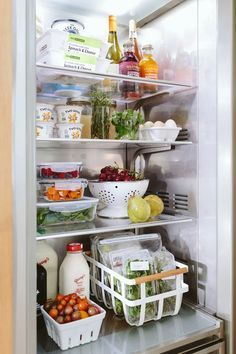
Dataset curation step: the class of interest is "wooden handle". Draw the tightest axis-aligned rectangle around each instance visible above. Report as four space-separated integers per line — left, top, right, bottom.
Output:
134 267 188 285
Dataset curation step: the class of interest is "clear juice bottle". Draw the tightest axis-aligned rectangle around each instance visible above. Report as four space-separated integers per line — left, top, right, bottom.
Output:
139 44 158 93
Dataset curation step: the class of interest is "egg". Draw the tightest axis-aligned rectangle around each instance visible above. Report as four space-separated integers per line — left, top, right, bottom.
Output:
144 121 154 128
165 119 177 128
154 121 165 127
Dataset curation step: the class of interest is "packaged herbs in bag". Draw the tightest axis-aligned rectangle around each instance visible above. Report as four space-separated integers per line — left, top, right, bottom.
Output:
123 250 156 325
153 247 176 316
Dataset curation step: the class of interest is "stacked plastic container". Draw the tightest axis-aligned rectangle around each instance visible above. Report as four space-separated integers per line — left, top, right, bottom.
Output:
36 103 84 139
37 162 99 228
36 29 111 73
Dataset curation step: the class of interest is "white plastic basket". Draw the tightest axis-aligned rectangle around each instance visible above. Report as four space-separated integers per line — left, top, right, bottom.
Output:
85 254 189 326
41 300 106 350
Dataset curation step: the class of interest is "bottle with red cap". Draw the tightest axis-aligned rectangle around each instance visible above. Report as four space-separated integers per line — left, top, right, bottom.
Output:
59 243 90 298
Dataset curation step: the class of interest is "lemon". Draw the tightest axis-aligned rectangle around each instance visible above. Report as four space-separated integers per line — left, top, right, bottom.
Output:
127 196 151 223
144 195 164 217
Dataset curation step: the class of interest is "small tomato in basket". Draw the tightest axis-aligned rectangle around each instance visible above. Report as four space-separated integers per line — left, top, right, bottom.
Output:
56 294 64 302
49 308 58 319
78 299 89 312
88 306 98 317
80 310 89 319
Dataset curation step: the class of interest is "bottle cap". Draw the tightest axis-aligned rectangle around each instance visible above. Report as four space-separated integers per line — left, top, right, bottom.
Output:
142 44 153 51
67 243 83 252
123 39 134 51
129 19 136 32
109 15 117 32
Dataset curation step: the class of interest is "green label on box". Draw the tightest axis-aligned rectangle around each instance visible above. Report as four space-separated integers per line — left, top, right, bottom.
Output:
64 53 97 65
68 34 102 48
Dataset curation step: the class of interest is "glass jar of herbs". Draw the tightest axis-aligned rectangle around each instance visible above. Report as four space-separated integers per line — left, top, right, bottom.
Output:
90 89 112 139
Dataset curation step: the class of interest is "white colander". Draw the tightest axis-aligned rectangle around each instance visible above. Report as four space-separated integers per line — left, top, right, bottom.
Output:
88 179 149 218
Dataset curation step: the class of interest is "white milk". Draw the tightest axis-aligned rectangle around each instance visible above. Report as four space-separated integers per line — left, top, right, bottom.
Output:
59 243 89 298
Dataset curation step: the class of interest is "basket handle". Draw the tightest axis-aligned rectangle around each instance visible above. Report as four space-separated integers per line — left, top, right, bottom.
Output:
134 267 188 285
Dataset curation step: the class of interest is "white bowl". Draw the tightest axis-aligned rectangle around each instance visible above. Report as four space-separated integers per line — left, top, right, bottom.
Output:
56 105 83 123
36 103 55 122
36 121 54 138
139 127 181 142
88 179 149 218
57 123 83 139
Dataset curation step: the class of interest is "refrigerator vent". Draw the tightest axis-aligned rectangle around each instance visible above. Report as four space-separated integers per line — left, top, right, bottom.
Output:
176 128 189 141
173 194 189 211
157 191 170 208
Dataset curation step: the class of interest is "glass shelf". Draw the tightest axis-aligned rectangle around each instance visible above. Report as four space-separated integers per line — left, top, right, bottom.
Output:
37 304 222 354
36 138 192 150
37 64 194 104
36 213 193 240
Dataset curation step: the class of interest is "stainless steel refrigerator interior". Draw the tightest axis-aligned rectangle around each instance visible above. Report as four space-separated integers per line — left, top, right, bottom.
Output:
12 0 236 353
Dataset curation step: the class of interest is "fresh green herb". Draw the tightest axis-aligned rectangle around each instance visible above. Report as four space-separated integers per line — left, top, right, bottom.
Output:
155 260 176 314
90 88 112 139
111 109 144 140
124 260 156 323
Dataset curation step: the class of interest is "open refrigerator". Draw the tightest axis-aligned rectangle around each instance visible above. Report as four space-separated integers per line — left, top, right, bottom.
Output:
12 0 236 353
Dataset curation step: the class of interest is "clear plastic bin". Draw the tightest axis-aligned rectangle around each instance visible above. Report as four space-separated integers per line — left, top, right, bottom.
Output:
37 197 99 227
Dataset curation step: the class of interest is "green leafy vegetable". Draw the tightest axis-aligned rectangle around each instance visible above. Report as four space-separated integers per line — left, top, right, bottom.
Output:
37 206 95 227
111 109 144 140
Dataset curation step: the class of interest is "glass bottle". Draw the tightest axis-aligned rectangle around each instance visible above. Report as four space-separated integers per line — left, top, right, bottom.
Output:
129 19 142 62
107 15 122 64
139 44 158 93
119 40 140 99
37 264 47 328
59 243 90 298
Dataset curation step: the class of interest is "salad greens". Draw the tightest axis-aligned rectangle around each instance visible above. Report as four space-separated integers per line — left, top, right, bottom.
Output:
37 206 94 227
124 260 156 324
111 109 144 140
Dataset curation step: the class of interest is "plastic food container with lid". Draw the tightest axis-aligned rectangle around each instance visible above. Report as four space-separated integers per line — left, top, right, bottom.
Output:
56 105 83 123
37 162 83 179
36 103 55 122
36 122 54 138
57 123 83 139
51 19 85 34
37 197 99 227
38 179 88 201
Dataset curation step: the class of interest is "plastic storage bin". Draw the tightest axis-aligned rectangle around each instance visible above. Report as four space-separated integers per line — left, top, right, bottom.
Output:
38 179 88 201
37 197 99 227
37 162 83 179
41 300 106 350
85 254 189 326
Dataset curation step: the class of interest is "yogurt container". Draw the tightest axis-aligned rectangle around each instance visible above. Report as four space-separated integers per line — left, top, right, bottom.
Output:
56 105 83 123
36 103 55 122
51 19 85 34
57 123 83 139
36 122 54 138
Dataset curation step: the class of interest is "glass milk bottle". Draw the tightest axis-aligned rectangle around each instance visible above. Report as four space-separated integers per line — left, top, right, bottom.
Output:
59 243 90 298
36 240 58 300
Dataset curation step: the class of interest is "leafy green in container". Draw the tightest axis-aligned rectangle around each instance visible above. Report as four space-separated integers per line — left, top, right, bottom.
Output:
111 109 144 140
37 206 95 227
